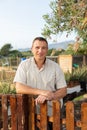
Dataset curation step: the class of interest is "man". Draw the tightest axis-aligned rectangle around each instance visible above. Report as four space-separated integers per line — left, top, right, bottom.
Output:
14 37 67 130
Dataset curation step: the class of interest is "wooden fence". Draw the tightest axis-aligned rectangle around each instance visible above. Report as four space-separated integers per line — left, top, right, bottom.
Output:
0 94 87 130
0 55 87 70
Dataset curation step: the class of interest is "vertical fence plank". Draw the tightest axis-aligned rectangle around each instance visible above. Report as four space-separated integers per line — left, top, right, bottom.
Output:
81 102 87 130
0 96 2 129
66 101 75 130
2 95 8 130
29 96 35 130
10 95 18 130
17 94 25 130
53 101 61 130
1 94 87 130
28 96 32 130
40 101 47 130
23 95 29 130
28 96 36 130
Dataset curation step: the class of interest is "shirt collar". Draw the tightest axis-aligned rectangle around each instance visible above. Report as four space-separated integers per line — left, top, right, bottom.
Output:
31 57 48 69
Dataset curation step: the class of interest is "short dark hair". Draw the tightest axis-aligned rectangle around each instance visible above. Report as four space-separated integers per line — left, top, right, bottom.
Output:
32 37 48 45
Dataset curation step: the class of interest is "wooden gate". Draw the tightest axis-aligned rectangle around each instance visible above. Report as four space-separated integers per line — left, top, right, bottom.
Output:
0 94 87 130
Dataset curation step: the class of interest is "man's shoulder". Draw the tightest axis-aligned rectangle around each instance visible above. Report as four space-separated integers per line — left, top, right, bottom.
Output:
46 58 61 70
19 57 33 67
46 58 58 65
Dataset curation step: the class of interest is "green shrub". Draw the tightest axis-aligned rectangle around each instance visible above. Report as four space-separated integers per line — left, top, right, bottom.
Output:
64 65 87 83
0 82 16 94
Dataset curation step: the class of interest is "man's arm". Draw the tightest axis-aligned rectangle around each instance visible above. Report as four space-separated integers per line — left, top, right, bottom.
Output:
15 82 53 97
52 87 67 100
35 87 67 105
15 82 67 104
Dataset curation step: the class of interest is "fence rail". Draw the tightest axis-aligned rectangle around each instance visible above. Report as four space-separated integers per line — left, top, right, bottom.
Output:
0 94 87 130
0 55 87 67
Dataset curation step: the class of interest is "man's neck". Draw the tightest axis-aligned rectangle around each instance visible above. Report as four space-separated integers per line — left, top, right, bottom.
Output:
34 58 46 69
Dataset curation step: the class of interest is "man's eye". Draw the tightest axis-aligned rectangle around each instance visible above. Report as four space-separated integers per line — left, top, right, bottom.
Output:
42 47 46 49
35 47 39 49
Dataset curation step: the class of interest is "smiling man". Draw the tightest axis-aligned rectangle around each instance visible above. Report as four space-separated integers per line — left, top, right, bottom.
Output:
13 37 67 130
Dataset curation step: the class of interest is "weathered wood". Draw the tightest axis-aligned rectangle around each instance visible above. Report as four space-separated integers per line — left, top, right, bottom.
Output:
10 95 17 130
53 101 61 130
40 101 47 130
28 96 32 130
66 101 75 130
23 95 29 130
30 97 35 130
81 102 87 130
76 120 81 128
1 94 87 130
17 94 25 130
2 95 8 130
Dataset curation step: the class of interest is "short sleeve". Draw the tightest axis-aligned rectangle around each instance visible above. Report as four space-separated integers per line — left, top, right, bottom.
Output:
55 64 67 89
13 62 27 85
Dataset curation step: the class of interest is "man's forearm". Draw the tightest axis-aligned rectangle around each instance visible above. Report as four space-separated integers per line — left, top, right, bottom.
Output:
15 82 50 96
15 82 67 101
52 87 67 100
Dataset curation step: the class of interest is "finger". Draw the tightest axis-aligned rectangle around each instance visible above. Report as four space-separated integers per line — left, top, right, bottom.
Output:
35 96 46 104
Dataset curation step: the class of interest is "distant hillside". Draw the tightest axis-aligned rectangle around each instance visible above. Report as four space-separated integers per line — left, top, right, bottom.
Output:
18 40 75 52
48 40 75 50
18 48 30 52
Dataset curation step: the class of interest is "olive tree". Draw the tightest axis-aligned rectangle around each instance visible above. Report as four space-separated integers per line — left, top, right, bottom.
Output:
42 0 87 44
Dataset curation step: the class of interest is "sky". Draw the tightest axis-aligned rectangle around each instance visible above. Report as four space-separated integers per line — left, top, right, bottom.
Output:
0 0 77 49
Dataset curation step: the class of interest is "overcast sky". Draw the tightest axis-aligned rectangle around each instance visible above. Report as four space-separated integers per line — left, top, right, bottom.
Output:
0 0 76 49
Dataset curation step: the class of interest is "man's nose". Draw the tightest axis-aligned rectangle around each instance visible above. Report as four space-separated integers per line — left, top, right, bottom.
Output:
38 48 42 52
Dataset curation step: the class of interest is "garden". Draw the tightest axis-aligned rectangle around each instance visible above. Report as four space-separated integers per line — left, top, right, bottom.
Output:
0 0 87 129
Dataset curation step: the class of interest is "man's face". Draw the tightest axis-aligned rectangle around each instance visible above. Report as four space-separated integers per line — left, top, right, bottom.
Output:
31 40 48 61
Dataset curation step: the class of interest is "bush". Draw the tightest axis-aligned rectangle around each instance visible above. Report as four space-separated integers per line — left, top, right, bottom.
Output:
0 82 16 94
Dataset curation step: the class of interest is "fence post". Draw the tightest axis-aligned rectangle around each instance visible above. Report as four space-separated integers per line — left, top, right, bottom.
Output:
81 102 87 130
29 96 36 130
53 101 61 130
10 95 18 130
1 95 8 130
66 101 75 130
16 94 26 130
40 101 47 130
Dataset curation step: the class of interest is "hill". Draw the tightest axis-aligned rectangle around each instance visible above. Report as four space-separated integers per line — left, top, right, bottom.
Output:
18 40 75 52
48 40 75 50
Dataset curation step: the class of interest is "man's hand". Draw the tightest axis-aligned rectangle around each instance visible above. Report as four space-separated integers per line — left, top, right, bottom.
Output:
42 91 54 101
35 91 54 105
35 95 47 105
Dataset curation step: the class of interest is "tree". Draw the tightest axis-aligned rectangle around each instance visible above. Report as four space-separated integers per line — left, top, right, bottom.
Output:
0 43 22 57
9 50 22 57
0 43 12 56
42 0 87 43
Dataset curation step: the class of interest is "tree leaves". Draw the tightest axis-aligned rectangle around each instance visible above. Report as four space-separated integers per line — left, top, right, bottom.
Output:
42 0 87 42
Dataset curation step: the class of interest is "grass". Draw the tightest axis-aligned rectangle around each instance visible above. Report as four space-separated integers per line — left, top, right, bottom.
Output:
0 68 16 94
0 82 16 94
